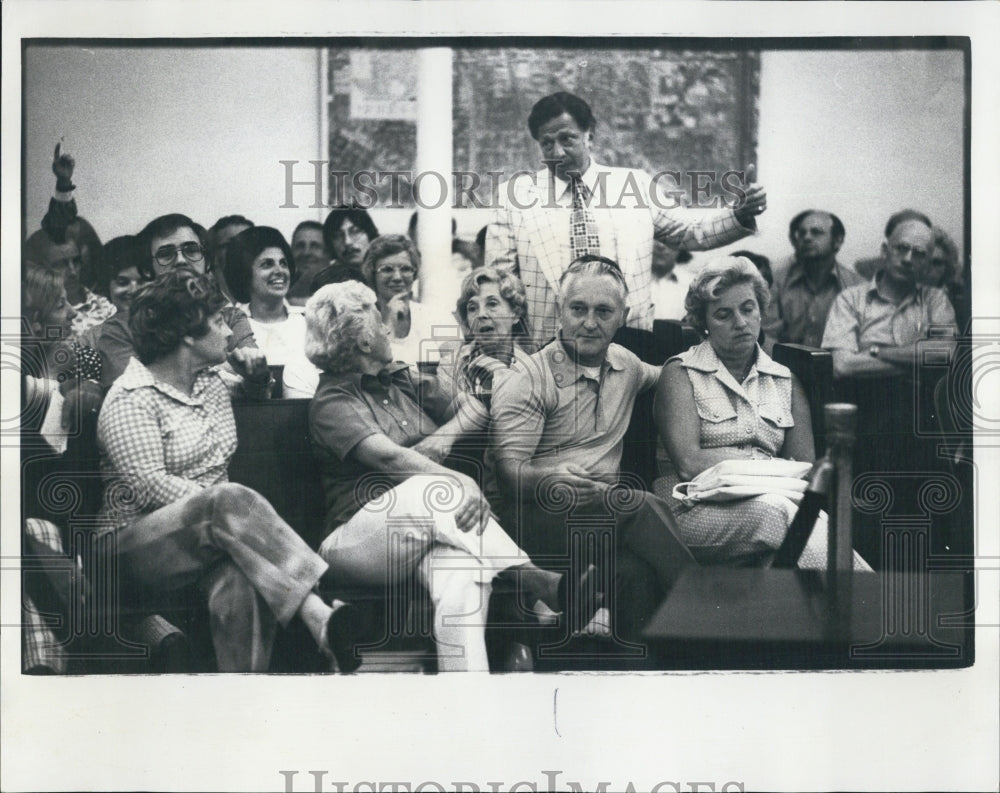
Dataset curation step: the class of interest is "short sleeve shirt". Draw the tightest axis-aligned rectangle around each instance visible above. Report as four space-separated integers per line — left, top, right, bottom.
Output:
763 258 864 348
309 364 451 532
821 277 957 352
490 338 660 486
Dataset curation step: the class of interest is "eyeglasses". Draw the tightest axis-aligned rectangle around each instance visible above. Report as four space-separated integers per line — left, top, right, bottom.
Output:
376 264 417 278
890 243 928 263
153 242 205 268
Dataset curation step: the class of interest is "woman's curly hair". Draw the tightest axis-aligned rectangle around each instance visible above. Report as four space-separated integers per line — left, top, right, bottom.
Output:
684 256 770 335
304 280 383 374
129 267 227 364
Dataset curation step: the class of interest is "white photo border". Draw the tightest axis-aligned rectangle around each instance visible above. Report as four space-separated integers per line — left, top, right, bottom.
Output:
2 2 998 791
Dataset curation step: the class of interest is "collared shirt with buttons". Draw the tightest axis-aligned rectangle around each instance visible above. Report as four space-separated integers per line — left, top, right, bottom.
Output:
763 257 865 349
821 275 957 353
490 338 660 486
656 341 793 480
309 363 452 532
97 357 237 529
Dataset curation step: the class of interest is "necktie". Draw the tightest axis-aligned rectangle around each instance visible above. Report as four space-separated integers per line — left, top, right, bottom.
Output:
569 176 601 260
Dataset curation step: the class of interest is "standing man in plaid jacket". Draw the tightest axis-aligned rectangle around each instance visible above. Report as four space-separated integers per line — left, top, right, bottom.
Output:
486 91 768 347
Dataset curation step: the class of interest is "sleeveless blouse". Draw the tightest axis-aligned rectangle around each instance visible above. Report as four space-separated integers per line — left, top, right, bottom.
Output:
658 340 793 480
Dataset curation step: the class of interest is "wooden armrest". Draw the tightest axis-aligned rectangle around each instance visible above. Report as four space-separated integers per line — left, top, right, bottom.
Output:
771 343 833 455
230 399 326 548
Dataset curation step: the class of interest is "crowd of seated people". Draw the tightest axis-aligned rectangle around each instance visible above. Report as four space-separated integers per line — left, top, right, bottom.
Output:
19 99 971 673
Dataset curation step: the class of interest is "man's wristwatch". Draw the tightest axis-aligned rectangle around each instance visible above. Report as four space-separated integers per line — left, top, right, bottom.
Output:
869 344 880 358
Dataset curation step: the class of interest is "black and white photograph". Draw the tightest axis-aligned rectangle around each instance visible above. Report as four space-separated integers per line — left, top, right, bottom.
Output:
2 1 998 791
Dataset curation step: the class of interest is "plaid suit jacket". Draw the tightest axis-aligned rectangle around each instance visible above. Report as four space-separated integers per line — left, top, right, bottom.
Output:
486 164 753 346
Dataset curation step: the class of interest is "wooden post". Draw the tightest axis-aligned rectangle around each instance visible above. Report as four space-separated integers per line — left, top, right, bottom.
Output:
824 403 857 636
415 48 454 316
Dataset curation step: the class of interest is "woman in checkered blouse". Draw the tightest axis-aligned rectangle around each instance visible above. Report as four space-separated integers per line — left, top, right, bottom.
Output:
96 268 361 672
435 266 537 424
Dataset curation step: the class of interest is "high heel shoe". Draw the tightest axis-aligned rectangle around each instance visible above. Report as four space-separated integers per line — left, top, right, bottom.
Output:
320 599 363 674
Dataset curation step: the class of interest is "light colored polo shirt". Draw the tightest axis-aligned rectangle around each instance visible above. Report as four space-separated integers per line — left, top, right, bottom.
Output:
490 338 660 484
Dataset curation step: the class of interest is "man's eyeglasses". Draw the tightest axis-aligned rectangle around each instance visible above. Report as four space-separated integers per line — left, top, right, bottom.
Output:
154 242 205 267
890 243 928 263
376 264 417 278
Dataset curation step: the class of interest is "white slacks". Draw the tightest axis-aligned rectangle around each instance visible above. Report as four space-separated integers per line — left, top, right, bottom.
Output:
319 474 529 671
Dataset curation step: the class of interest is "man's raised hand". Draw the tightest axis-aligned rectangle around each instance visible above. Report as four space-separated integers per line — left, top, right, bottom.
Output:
52 141 76 192
735 163 767 224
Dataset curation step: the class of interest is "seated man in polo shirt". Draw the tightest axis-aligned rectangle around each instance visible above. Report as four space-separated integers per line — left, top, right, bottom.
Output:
489 255 697 647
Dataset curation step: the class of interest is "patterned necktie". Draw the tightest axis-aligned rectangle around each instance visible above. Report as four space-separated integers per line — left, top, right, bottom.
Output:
569 176 601 260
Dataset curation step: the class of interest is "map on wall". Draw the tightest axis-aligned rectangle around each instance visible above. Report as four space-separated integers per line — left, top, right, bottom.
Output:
327 45 759 208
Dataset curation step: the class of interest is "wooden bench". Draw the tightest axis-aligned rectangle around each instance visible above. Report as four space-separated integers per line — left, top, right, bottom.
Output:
226 330 838 671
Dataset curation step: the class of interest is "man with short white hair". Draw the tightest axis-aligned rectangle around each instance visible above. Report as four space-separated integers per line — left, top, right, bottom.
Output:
490 255 697 646
821 216 958 569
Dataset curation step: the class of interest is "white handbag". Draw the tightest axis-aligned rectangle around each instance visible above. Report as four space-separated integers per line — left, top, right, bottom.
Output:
671 458 813 506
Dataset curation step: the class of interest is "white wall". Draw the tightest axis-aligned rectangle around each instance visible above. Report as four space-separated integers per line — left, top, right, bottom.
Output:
24 46 966 266
753 48 965 267
24 45 322 241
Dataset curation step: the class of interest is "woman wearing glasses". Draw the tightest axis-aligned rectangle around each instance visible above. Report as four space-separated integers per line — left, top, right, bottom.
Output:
96 268 361 672
361 234 452 367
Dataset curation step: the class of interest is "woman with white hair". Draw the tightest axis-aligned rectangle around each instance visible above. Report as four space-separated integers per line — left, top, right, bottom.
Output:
922 227 968 333
305 281 596 671
653 255 869 569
